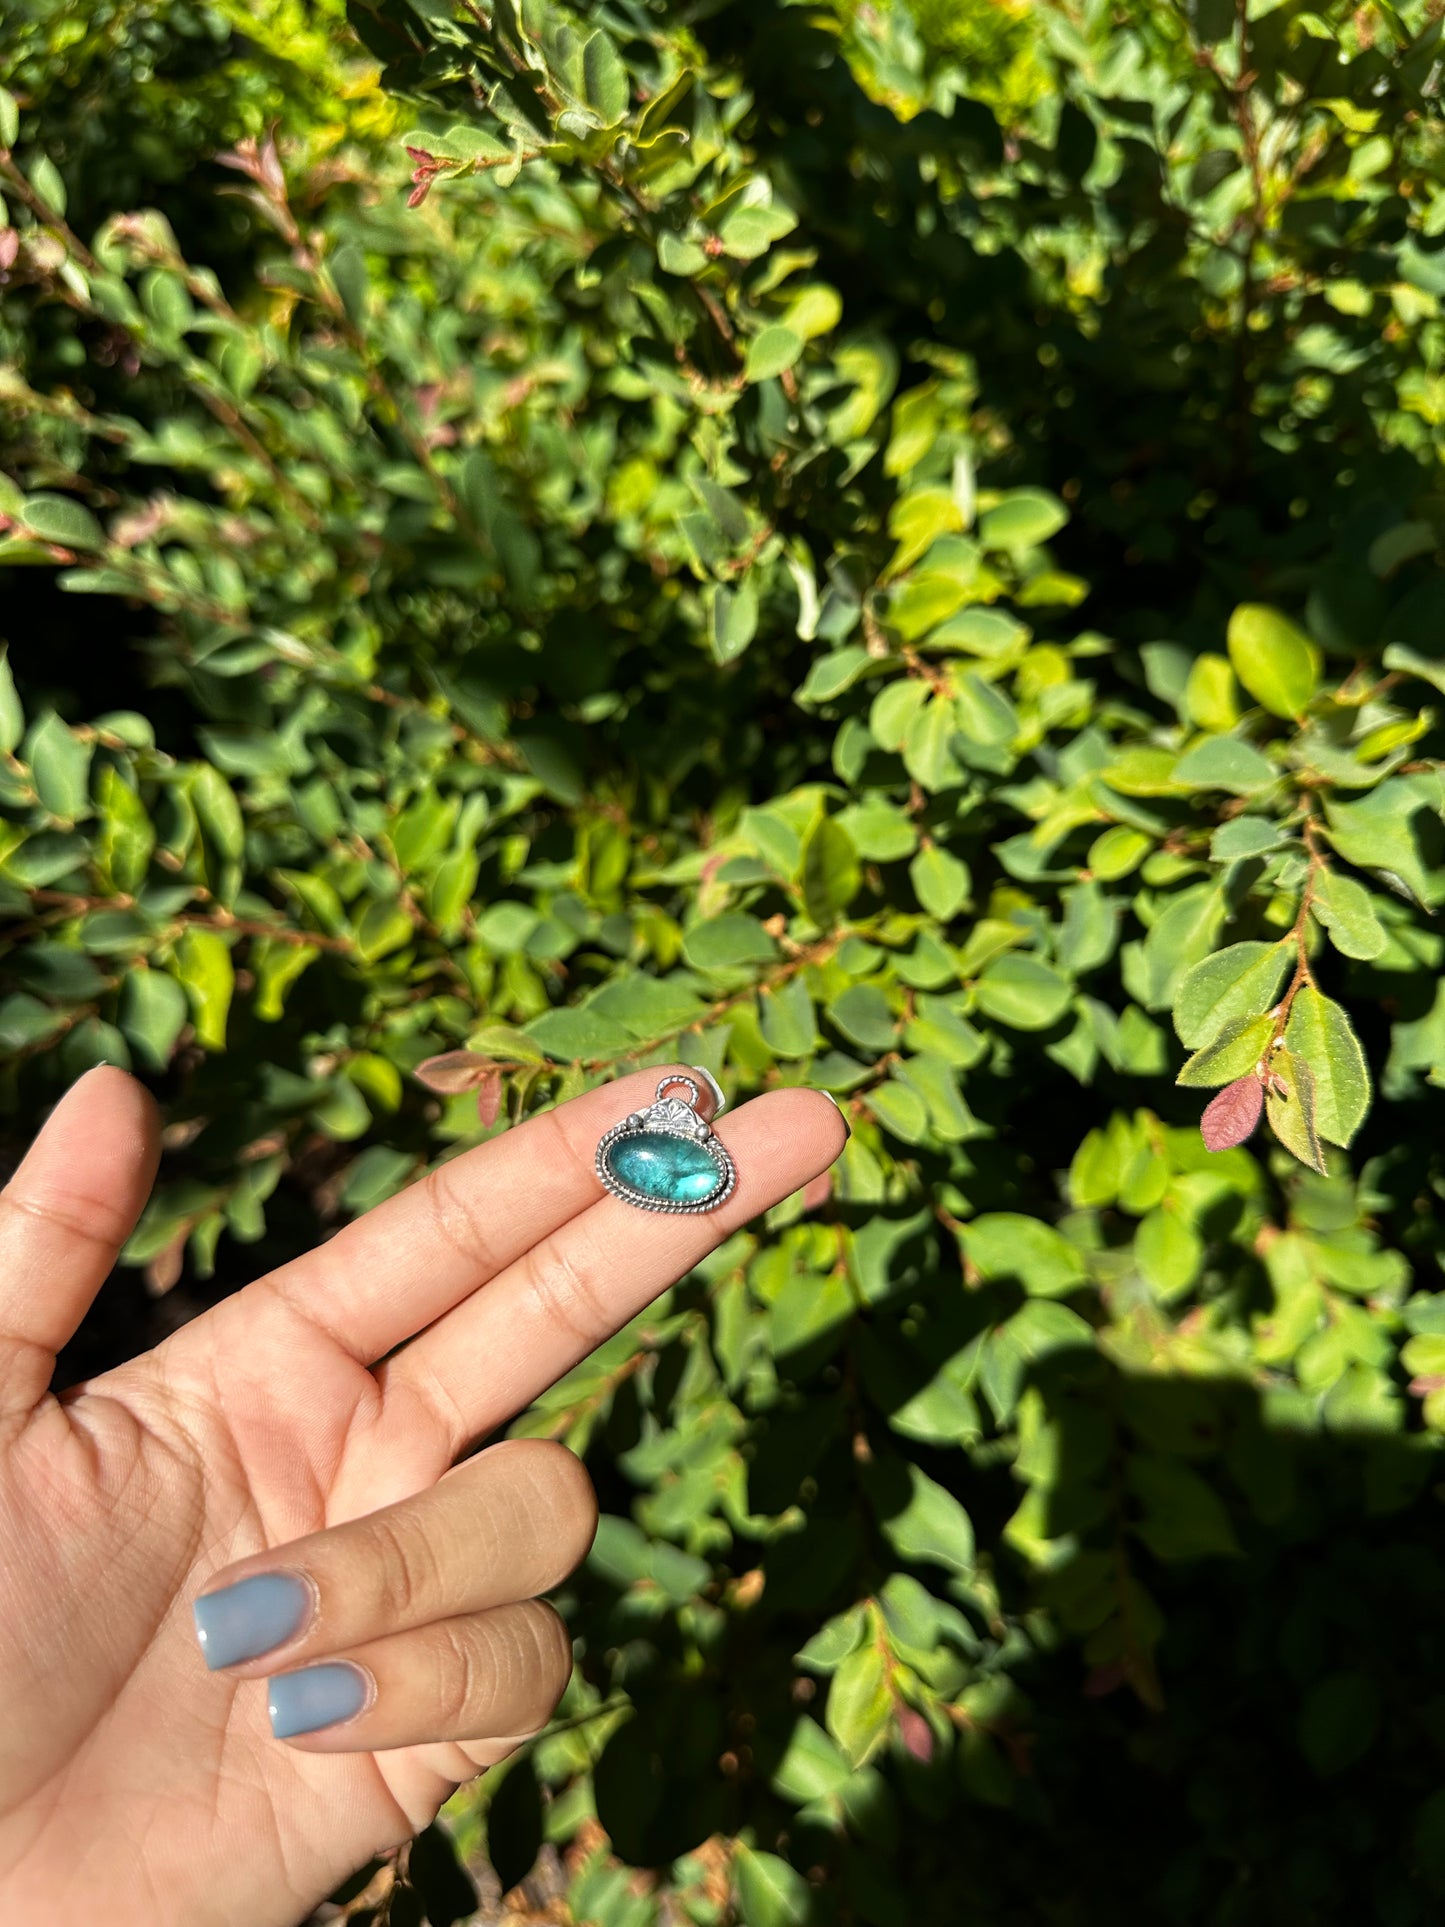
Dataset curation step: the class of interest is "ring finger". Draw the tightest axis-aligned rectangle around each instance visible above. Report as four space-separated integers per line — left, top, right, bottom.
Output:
264 1595 573 1752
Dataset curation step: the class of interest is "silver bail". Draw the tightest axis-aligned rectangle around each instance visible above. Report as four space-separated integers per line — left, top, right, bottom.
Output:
655 1065 727 1119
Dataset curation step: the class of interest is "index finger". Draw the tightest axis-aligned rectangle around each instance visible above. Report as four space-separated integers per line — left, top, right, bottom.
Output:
236 1064 725 1363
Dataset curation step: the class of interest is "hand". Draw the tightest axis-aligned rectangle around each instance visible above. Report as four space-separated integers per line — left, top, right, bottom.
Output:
0 1064 844 1925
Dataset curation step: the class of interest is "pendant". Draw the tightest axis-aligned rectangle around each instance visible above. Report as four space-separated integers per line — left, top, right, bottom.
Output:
596 1069 736 1214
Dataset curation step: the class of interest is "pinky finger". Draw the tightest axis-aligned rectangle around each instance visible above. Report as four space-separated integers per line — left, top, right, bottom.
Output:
264 1598 573 1753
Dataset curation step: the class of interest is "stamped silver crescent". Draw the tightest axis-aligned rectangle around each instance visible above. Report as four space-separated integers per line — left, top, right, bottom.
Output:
595 1069 736 1214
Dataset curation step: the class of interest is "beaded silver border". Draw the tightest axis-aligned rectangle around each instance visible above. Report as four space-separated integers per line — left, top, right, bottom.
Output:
595 1071 737 1214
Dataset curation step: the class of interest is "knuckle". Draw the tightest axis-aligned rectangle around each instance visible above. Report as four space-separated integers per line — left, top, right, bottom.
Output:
511 1600 574 1725
416 1156 501 1275
432 1620 485 1733
0 1185 126 1252
365 1506 438 1627
518 1440 599 1579
517 1222 613 1351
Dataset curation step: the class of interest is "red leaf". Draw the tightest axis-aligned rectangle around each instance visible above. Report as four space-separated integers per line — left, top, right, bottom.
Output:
896 1704 934 1763
413 1049 489 1094
476 1067 503 1128
1200 1075 1264 1152
0 230 19 271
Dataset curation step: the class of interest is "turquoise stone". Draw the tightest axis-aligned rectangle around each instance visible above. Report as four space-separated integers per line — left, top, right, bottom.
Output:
606 1130 724 1206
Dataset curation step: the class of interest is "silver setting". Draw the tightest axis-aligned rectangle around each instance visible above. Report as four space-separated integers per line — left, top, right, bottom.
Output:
595 1069 737 1214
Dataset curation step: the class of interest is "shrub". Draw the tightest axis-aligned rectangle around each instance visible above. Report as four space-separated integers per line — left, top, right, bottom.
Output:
5 1 1445 1920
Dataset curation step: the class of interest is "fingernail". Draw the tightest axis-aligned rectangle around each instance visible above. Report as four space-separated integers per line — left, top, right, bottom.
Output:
193 1571 313 1670
267 1662 370 1739
819 1089 852 1140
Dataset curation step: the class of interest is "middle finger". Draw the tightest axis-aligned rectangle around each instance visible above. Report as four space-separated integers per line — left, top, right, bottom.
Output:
192 1437 596 1677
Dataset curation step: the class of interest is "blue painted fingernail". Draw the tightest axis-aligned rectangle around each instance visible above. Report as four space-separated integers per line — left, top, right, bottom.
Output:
193 1572 313 1670
267 1662 370 1739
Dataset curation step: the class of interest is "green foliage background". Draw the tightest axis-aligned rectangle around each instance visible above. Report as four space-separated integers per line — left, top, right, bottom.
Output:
7 0 1445 1920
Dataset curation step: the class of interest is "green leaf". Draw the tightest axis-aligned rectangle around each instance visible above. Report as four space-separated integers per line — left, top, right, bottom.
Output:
0 646 22 754
328 242 368 326
173 928 234 1051
1139 883 1227 1008
1057 880 1117 976
824 1641 892 1769
894 1050 975 1141
0 992 66 1052
801 815 861 926
119 969 189 1070
974 953 1072 1030
27 152 66 217
837 799 916 861
1382 642 1445 698
1324 780 1445 909
869 677 928 750
1210 816 1286 863
734 1848 812 1927
1172 941 1290 1050
1226 604 1320 719
1266 1047 1326 1174
27 711 92 821
1184 653 1241 732
780 284 843 341
95 765 154 891
580 31 629 123
191 764 245 862
759 976 819 1058
525 1003 634 1061
797 646 870 705
710 581 759 664
1069 1126 1120 1207
1310 869 1386 961
1135 1206 1203 1303
979 489 1067 551
909 843 970 920
828 983 895 1052
1172 734 1276 795
745 326 803 383
683 913 778 972
1283 987 1370 1147
868 1077 929 1144
1128 1455 1240 1559
1176 1012 1274 1088
1088 825 1150 880
353 898 414 963
717 203 797 260
589 972 707 1040
902 693 962 791
252 938 318 1022
20 492 104 550
871 1460 974 1574
0 87 18 148
795 1605 869 1674
963 1214 1086 1296
657 230 707 276
771 1716 852 1803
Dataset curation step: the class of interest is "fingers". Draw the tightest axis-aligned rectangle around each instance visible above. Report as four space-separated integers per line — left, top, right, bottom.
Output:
377 1085 847 1457
0 1067 160 1417
193 1438 596 1677
265 1596 573 1753
251 1062 722 1363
